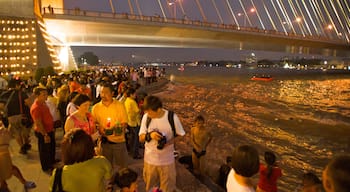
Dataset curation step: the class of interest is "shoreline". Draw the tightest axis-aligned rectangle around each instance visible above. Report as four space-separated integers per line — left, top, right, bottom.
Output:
148 71 350 191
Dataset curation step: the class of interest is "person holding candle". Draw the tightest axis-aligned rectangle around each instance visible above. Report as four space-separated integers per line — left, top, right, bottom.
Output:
91 82 129 170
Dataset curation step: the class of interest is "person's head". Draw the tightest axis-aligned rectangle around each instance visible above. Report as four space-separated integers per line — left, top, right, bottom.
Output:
231 145 260 178
264 151 276 166
67 91 79 103
126 88 136 99
33 86 48 102
100 83 115 103
302 172 322 192
72 94 91 113
114 168 138 192
322 155 350 192
142 96 163 118
61 128 94 165
194 115 205 127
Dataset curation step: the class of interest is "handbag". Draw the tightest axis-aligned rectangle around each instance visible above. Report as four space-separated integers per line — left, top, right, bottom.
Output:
52 167 65 192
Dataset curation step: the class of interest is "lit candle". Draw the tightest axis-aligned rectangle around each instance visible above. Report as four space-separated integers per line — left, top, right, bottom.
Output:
106 118 111 128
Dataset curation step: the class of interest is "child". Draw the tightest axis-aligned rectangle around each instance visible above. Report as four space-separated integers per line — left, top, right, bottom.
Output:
322 155 350 192
301 172 323 192
114 168 138 192
191 115 212 175
257 151 282 192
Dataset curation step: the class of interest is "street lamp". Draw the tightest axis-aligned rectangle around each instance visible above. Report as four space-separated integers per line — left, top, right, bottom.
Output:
237 8 256 27
168 1 177 19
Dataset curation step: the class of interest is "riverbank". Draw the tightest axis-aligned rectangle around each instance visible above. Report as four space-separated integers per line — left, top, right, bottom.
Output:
151 69 350 191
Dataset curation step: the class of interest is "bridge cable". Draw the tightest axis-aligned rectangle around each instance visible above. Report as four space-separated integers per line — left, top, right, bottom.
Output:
224 0 239 26
157 0 167 21
328 0 349 42
127 0 134 15
178 0 186 19
135 0 143 16
269 0 289 35
237 0 252 27
298 0 316 36
211 0 223 24
250 0 265 29
261 0 277 31
109 0 116 13
319 0 337 39
335 0 350 42
276 0 297 34
286 0 307 37
295 0 312 36
309 0 324 36
195 0 207 22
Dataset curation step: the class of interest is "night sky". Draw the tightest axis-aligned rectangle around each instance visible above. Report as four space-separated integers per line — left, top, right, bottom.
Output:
63 0 345 63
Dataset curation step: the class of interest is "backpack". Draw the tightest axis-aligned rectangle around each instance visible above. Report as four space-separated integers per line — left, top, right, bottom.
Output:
146 110 177 137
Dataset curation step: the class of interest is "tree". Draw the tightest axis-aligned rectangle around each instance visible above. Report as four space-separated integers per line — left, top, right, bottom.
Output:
78 52 99 65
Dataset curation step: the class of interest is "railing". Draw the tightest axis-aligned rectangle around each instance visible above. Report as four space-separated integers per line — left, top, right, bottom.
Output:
42 7 346 45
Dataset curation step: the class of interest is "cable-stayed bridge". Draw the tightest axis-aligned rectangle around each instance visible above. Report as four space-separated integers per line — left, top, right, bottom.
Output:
0 0 349 73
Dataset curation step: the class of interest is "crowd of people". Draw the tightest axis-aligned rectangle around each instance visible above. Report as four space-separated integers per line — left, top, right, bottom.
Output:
0 66 349 192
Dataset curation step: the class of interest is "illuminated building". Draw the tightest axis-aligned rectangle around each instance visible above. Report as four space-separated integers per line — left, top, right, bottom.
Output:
0 0 63 77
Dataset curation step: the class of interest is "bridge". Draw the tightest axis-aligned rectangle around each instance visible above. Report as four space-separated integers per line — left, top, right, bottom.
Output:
0 0 349 73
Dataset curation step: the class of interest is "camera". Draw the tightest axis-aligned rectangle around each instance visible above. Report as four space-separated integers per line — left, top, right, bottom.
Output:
157 134 167 150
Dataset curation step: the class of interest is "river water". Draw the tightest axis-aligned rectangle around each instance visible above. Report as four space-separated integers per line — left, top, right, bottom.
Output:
156 67 350 191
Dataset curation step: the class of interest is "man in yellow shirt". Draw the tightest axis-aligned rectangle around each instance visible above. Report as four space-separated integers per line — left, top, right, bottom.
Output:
92 83 129 169
124 88 142 159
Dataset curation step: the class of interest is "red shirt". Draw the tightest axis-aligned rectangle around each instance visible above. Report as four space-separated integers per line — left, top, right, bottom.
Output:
30 99 54 133
257 164 282 192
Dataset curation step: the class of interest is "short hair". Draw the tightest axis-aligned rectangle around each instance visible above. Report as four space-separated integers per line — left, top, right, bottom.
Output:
33 86 47 96
142 95 163 111
61 128 94 165
264 151 276 166
126 88 136 97
302 172 321 187
114 168 138 188
195 115 205 123
72 94 91 106
231 145 260 177
326 155 350 191
101 82 115 93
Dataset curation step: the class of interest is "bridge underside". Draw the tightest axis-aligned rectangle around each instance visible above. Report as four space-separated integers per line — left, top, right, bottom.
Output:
44 15 350 57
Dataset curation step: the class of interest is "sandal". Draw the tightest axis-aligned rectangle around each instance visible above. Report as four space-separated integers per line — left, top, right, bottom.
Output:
24 181 36 189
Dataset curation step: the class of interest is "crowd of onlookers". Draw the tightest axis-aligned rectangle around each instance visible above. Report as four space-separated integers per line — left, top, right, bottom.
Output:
0 66 350 192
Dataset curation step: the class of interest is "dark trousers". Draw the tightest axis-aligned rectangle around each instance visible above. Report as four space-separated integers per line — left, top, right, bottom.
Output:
35 131 55 171
129 126 140 157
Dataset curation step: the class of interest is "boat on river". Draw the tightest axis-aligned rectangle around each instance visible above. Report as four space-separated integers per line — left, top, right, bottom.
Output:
251 75 273 81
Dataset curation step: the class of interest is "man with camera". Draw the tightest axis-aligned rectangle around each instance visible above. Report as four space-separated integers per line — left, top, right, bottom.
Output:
139 96 185 192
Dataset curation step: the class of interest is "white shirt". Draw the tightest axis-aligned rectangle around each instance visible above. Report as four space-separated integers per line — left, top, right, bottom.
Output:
0 77 8 90
226 169 255 192
139 110 185 166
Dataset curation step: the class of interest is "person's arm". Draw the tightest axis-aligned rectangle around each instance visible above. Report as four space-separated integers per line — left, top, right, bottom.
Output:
190 128 201 150
64 117 74 133
205 132 213 149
